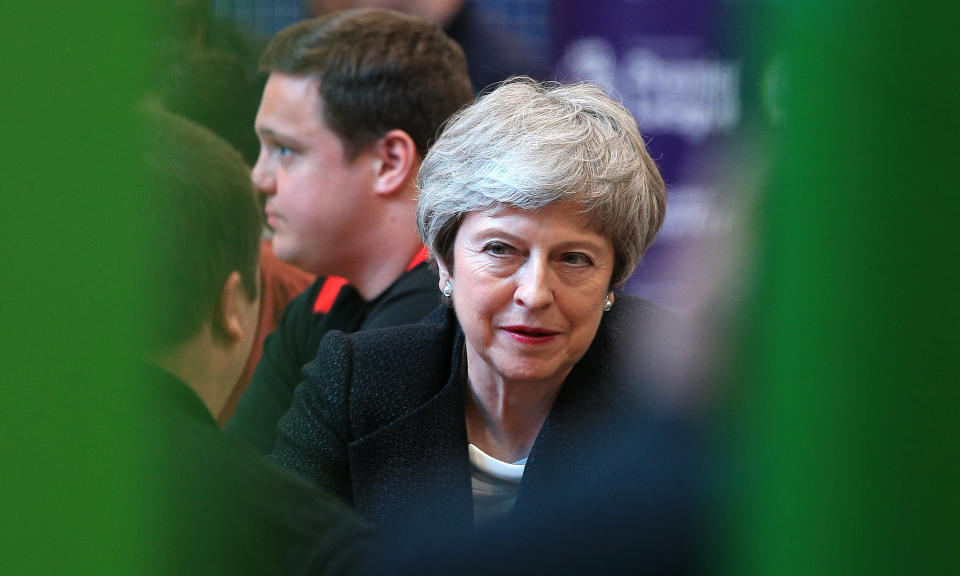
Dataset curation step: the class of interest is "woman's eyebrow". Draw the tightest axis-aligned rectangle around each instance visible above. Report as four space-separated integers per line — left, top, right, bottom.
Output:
470 225 515 239
470 226 607 252
552 239 607 252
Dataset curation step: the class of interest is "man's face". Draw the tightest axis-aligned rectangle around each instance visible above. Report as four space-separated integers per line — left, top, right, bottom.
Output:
251 73 376 275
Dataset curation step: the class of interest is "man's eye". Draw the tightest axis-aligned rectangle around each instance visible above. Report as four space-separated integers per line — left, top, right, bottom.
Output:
272 145 293 159
562 252 593 266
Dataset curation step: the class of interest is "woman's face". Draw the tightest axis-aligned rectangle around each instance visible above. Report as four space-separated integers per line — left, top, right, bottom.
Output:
438 202 615 389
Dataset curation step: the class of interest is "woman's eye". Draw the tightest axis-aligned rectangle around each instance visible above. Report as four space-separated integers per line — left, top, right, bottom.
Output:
482 242 512 256
562 252 593 266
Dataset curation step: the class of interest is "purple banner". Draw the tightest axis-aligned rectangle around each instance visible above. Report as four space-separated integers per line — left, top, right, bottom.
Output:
552 0 755 311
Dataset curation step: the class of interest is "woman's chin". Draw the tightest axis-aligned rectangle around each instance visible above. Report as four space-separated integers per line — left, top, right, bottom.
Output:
489 360 571 388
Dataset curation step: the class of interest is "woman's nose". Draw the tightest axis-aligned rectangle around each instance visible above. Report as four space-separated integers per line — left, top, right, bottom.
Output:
513 259 554 309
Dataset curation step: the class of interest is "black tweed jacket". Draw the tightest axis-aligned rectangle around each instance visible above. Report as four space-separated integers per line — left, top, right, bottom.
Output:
272 296 675 537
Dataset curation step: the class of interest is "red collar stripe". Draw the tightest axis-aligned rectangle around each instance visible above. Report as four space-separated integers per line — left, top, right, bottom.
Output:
407 245 430 271
312 276 349 314
312 246 429 314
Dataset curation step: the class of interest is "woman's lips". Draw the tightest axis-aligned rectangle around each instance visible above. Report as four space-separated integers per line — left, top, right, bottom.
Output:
501 325 559 344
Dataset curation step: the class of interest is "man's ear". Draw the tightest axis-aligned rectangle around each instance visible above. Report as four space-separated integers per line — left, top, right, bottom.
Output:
214 271 248 343
371 129 417 197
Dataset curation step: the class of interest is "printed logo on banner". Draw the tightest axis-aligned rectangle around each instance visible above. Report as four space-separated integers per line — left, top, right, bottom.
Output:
560 38 741 143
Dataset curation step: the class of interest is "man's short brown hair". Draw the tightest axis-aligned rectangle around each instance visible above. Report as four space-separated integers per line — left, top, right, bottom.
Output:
259 8 474 159
142 105 262 350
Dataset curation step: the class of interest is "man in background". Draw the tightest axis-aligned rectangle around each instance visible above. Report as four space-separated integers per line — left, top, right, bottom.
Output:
225 9 474 454
141 105 376 574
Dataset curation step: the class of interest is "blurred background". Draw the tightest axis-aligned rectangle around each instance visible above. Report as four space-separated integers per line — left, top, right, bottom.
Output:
210 0 778 313
3 1 958 574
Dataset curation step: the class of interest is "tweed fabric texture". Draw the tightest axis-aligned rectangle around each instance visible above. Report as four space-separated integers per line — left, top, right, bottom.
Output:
226 262 440 455
273 296 673 536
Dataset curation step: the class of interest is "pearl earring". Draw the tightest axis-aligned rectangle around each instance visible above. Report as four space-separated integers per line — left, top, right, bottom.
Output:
603 297 613 312
442 281 453 298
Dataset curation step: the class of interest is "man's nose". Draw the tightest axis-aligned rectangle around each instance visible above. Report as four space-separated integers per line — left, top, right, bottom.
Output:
250 153 276 195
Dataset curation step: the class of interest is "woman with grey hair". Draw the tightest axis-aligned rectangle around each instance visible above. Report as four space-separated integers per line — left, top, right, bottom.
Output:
272 77 670 537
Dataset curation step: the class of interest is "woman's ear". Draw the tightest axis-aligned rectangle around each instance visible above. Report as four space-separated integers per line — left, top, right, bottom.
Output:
436 257 452 292
371 129 417 197
603 291 615 312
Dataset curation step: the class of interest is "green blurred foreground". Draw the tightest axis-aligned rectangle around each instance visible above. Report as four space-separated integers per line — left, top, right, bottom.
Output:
2 2 957 574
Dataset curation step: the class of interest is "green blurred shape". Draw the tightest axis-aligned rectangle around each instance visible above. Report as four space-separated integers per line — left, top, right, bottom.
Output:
733 2 960 575
1 3 150 575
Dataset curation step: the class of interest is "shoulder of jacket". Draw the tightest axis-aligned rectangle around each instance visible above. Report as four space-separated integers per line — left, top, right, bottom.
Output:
337 308 458 435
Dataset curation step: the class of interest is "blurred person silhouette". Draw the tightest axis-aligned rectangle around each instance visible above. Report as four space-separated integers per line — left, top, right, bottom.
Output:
148 2 316 428
150 43 319 427
149 0 267 163
224 9 474 454
379 405 706 575
140 105 377 574
271 78 693 546
216 237 317 426
151 0 265 79
154 43 262 165
305 0 551 91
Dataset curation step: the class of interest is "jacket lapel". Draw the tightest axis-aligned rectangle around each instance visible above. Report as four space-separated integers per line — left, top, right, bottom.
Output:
347 340 473 536
515 320 631 516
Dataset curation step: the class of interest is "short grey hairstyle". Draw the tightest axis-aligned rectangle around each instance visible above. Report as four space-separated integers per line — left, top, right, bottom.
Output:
417 77 666 290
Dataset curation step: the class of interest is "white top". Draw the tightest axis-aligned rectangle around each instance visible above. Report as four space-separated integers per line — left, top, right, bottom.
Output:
468 443 527 524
